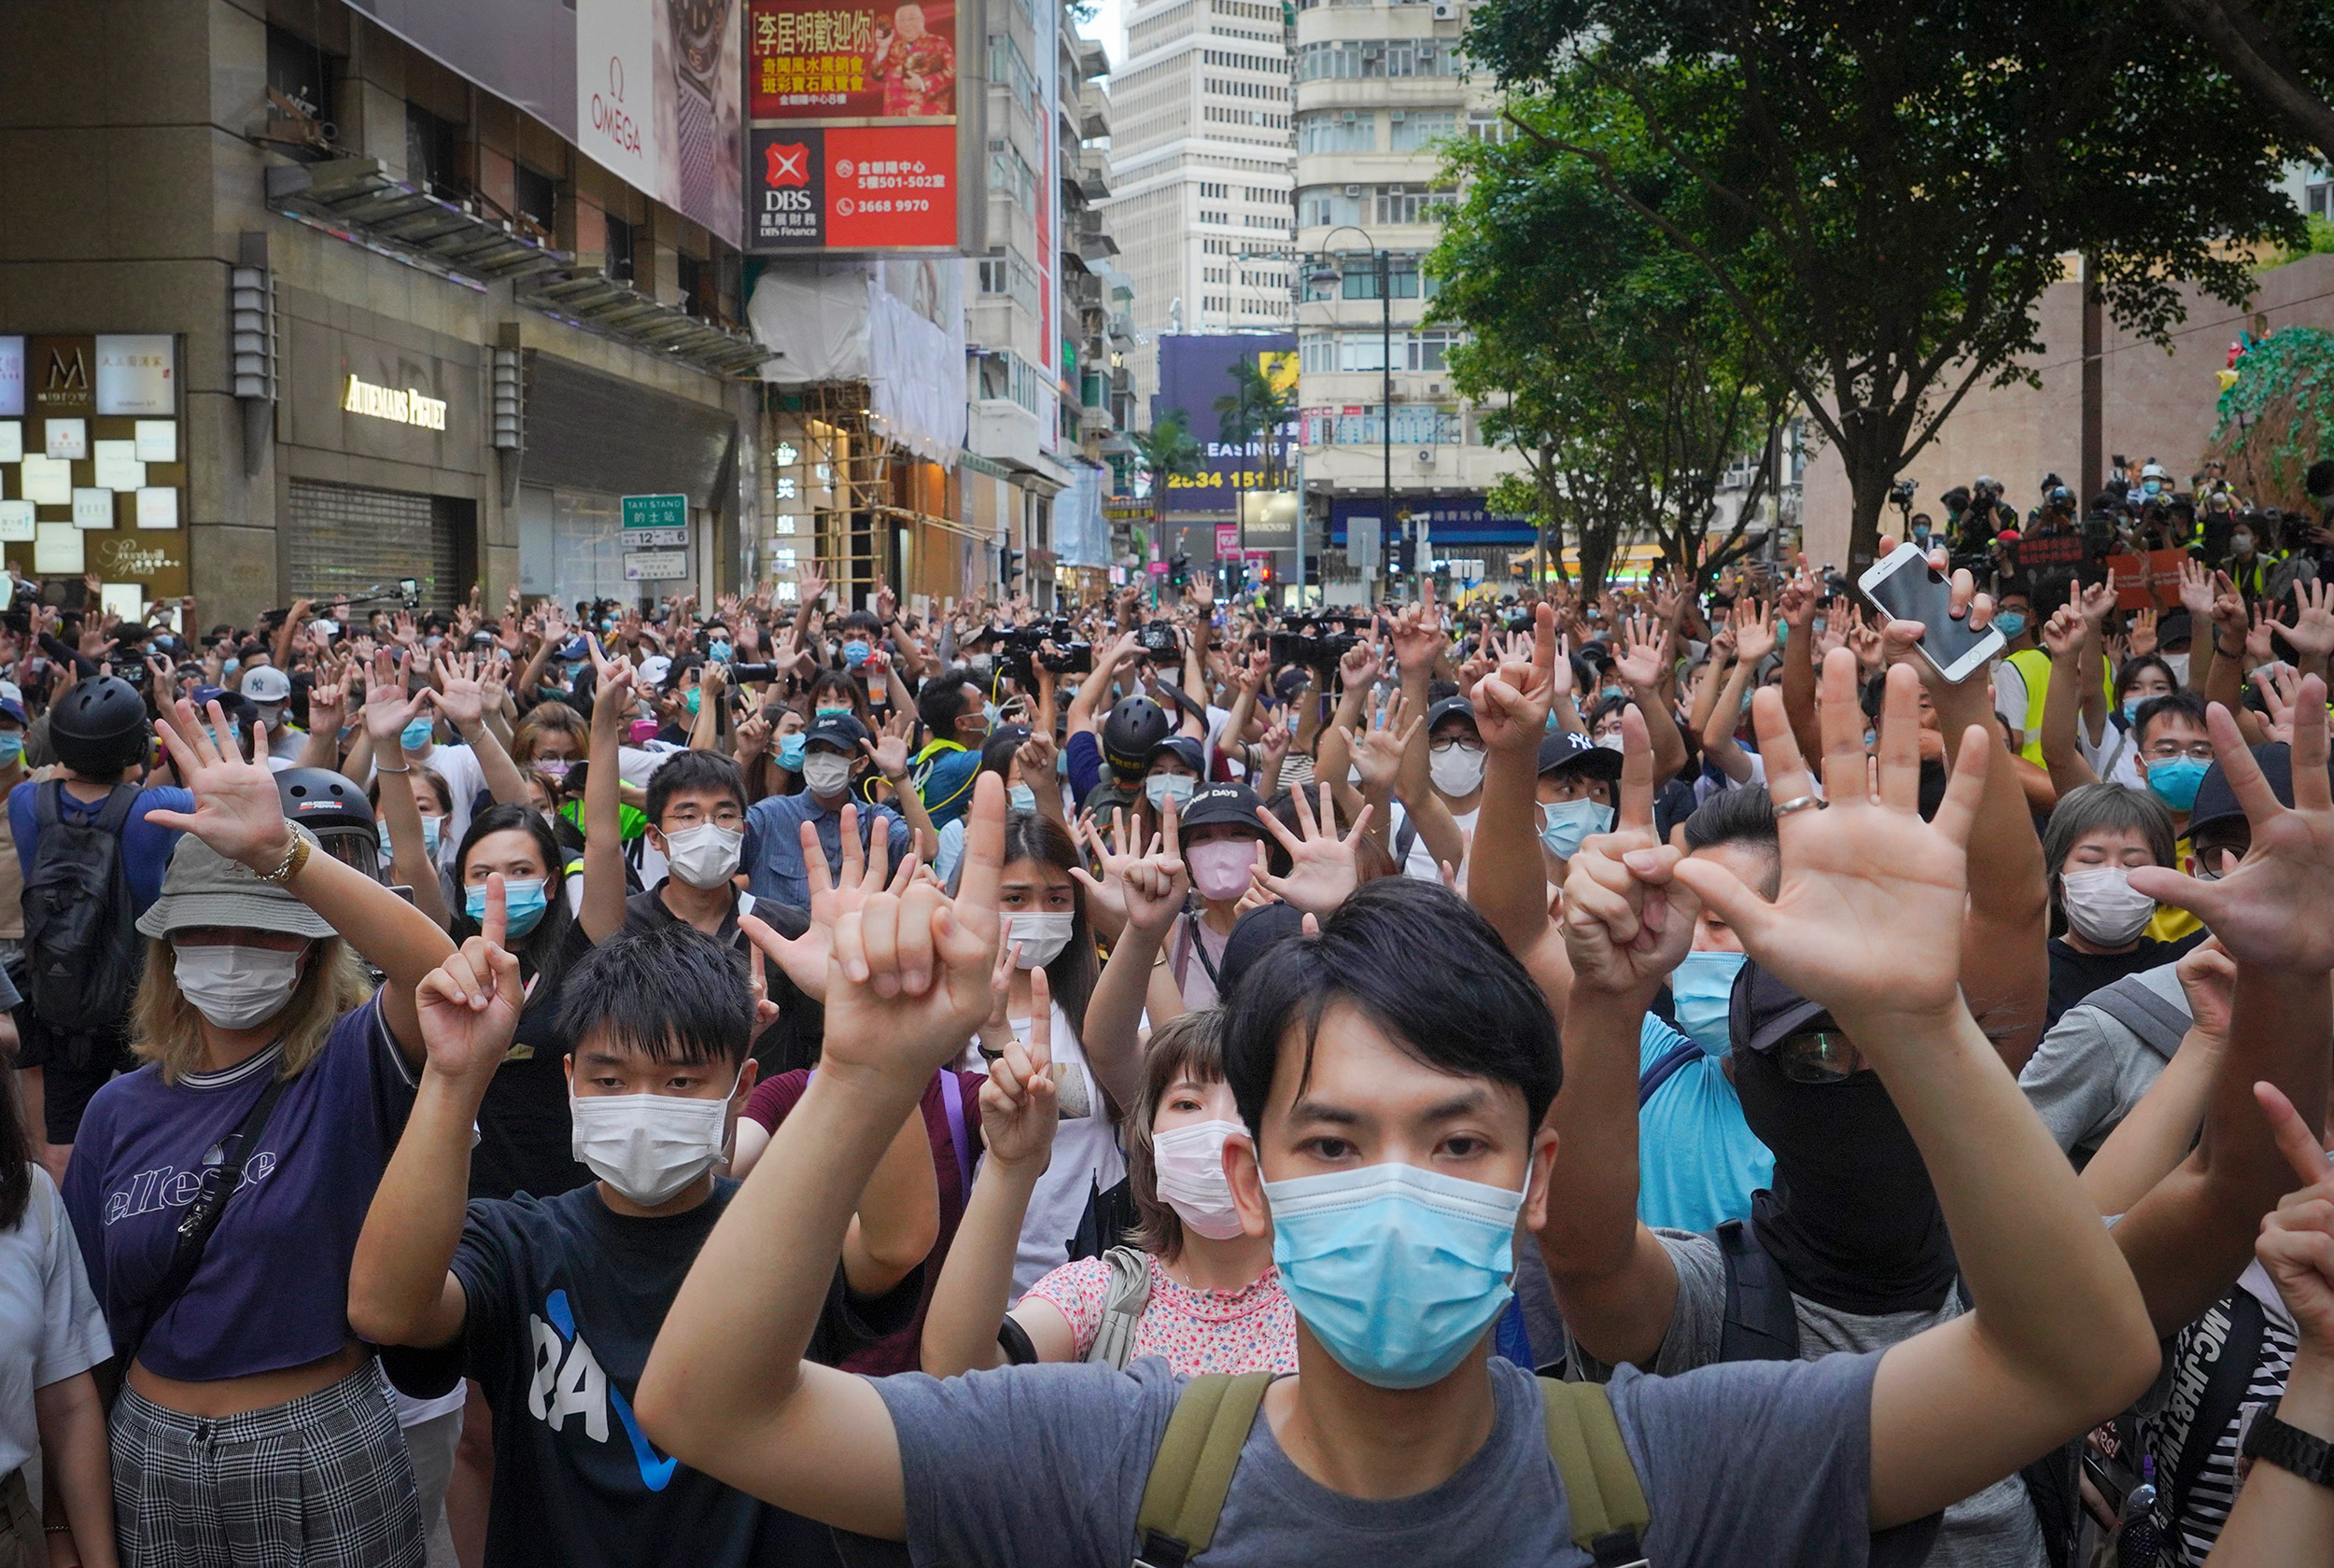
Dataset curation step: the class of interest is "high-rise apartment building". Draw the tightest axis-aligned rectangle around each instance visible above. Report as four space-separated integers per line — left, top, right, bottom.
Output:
1103 0 1298 410
1291 0 1532 591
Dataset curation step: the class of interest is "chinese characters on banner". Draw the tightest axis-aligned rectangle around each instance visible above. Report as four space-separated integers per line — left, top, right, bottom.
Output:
744 0 963 250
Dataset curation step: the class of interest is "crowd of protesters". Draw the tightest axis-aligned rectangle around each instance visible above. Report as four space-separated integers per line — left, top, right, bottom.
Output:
2 469 2333 1568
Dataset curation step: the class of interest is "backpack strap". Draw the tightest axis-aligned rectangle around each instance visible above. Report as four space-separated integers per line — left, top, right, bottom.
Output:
1393 814 1420 874
2163 1289 2268 1542
1089 1244 1154 1369
1537 1379 1652 1568
32 778 60 832
93 783 141 835
1637 1039 1705 1109
2081 972 2193 1062
1713 1218 1799 1364
1132 1371 1272 1568
936 1068 974 1199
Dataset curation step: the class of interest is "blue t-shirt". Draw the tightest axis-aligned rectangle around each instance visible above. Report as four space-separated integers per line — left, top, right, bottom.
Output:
61 996 415 1380
1065 730 1104 805
8 778 195 913
1637 1015 1773 1238
740 791 907 910
913 744 983 831
449 1180 918 1568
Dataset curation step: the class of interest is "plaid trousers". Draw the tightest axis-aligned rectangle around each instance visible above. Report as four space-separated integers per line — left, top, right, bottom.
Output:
111 1364 425 1568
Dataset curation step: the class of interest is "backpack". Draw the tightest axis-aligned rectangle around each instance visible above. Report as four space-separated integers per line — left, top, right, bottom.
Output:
1132 1371 1651 1568
2080 971 2192 1064
1711 1215 2080 1568
21 782 144 1041
1089 1244 1152 1369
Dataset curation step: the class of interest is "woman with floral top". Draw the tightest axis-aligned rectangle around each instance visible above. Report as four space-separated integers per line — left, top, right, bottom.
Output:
920 1003 1296 1377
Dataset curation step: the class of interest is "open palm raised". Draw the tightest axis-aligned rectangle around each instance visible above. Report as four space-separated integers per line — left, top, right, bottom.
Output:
1672 651 1989 1029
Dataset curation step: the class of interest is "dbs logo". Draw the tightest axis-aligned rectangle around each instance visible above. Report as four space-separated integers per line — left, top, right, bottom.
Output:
765 143 809 187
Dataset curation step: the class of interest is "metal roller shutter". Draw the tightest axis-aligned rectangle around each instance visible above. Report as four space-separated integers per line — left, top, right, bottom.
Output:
287 481 462 610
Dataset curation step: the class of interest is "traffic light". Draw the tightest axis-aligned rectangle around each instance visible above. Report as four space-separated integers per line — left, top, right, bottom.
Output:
1169 552 1189 589
1001 548 1022 589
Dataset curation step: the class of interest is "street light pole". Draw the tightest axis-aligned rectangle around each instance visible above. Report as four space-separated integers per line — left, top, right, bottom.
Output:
1379 246 1397 602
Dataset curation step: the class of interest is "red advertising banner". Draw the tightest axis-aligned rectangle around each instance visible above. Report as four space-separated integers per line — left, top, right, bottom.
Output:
748 0 957 119
748 125 956 247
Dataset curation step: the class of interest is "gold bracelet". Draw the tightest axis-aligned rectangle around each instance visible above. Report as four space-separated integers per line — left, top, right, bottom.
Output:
255 828 312 885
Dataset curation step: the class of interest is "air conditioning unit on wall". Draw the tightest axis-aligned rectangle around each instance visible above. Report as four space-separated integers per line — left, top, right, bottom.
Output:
1431 1 1457 19
1416 448 1436 465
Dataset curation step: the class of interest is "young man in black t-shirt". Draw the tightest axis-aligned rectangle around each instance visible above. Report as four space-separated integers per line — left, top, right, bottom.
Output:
349 903 937 1568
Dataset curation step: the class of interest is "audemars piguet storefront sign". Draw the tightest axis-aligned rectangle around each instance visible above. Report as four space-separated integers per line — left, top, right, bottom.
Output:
316 333 474 464
343 374 450 429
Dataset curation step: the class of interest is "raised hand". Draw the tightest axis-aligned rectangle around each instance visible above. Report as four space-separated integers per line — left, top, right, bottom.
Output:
864 708 913 783
1731 601 1778 665
2174 938 2237 1042
2128 607 2159 658
1613 613 1668 690
432 653 486 732
1671 651 1990 1029
1472 602 1556 752
1253 784 1371 916
977 970 1060 1169
365 650 431 744
2178 557 2217 623
820 775 1006 1071
145 697 296 869
1338 637 1384 694
2129 677 2334 972
1559 707 1692 996
2040 604 2084 659
2246 604 2280 668
1071 799 1187 937
415 875 524 1081
740 808 906 1003
1014 727 1056 789
734 708 772 763
1353 688 1420 794
1386 595 1443 678
2277 579 2334 664
2251 1081 2334 1356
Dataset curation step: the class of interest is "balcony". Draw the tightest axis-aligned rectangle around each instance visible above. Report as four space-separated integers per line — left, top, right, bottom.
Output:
266 155 767 379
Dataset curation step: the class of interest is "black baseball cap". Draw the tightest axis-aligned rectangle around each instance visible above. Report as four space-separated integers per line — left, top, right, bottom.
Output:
1178 782 1265 833
1728 960 1832 1057
1538 729 1624 783
1217 901 1305 1000
1425 695 1478 737
804 711 870 753
2188 741 2334 842
1146 735 1207 776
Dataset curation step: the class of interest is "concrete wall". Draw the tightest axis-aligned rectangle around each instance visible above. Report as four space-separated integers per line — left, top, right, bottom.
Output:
1800 251 2334 571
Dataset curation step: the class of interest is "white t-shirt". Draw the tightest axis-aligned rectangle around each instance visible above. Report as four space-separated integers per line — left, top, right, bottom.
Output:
1394 801 1480 880
0 1165 111 1477
958 1004 1127 1301
1991 658 2028 738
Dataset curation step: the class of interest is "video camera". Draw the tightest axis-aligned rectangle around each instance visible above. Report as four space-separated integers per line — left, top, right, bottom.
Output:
1269 614 1368 676
1134 621 1183 663
991 618 1093 686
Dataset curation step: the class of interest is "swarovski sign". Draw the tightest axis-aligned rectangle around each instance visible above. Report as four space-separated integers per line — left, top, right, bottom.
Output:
343 373 448 430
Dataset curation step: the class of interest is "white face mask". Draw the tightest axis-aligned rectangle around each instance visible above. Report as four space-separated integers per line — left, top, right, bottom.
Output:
801 751 854 797
2060 865 2157 948
2163 651 2191 685
1428 744 1486 798
661 822 744 889
173 942 305 1031
1005 910 1076 969
1150 1118 1247 1239
568 1072 739 1207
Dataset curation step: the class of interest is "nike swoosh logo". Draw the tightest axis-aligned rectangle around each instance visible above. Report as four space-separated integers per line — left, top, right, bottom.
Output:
543 1290 679 1492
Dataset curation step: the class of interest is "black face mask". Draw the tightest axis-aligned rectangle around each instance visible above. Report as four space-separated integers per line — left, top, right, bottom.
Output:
1730 1039 1958 1316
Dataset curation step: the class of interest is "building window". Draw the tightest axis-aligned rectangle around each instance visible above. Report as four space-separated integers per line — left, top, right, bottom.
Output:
1388 109 1455 152
1298 111 1375 155
2309 177 2333 219
1405 329 1458 371
1297 188 1363 229
1300 332 1335 373
514 164 557 231
265 23 333 120
604 213 636 281
405 104 458 192
1200 181 1230 198
1466 112 1513 144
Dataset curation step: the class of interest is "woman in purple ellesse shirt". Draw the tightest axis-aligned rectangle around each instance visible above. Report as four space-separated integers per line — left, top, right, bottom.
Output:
60 698 456 1568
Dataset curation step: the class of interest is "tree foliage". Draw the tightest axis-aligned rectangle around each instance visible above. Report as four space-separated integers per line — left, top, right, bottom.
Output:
2207 327 2334 509
1432 115 1784 595
1130 409 1203 501
1464 0 2306 566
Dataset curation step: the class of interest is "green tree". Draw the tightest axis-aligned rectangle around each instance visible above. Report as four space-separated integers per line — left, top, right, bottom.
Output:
1465 0 2305 567
2158 0 2334 165
1432 118 1785 596
1130 408 1203 501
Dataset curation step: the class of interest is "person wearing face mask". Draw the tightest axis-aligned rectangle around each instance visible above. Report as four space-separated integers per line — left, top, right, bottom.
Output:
380 653 532 866
908 668 994 832
370 764 453 929
2039 784 2200 1030
1985 584 2056 764
965 811 1123 1293
924 1006 1296 1378
347 917 937 1568
240 663 307 765
1163 783 1269 1010
2224 515 2281 602
644 793 2160 1568
1134 734 1205 844
61 695 457 1568
1387 694 1485 880
742 711 913 911
1532 730 1621 881
931 724 1062 887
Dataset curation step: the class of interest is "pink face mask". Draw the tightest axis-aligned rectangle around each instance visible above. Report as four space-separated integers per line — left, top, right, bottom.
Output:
1184 839 1257 902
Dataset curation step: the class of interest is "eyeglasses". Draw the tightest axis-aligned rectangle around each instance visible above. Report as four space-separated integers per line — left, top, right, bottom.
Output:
1776 1029 1866 1085
665 805 745 831
2142 741 2216 763
1429 737 1485 756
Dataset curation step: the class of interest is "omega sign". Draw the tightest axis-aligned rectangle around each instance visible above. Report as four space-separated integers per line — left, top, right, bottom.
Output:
343 373 447 430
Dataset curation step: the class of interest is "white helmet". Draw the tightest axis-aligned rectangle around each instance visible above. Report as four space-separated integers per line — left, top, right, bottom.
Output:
2140 460 2171 482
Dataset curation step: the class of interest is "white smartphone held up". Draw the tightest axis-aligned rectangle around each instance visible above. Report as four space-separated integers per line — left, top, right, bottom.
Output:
1855 543 2005 684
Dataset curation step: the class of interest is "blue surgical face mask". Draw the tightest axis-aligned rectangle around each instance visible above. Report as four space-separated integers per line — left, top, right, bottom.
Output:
1265 1161 1527 1390
778 733 808 771
2122 695 2147 724
1993 611 2027 639
709 640 732 663
1008 783 1038 813
0 733 23 769
401 717 435 752
1668 949 1748 1057
377 816 444 859
466 877 549 938
685 687 703 716
842 639 872 667
1538 796 1613 861
2146 755 2210 812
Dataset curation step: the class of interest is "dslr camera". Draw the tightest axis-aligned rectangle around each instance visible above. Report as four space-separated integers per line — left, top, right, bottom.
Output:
1135 621 1183 663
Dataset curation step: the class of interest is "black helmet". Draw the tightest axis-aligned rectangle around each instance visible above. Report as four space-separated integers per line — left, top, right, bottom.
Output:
275 767 382 882
1102 694 1170 778
49 675 150 778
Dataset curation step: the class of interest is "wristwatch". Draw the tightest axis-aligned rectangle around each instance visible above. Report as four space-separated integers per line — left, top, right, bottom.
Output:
2242 1403 2334 1489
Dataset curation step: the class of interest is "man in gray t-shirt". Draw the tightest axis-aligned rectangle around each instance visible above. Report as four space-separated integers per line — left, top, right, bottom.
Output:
877 1350 1933 1568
